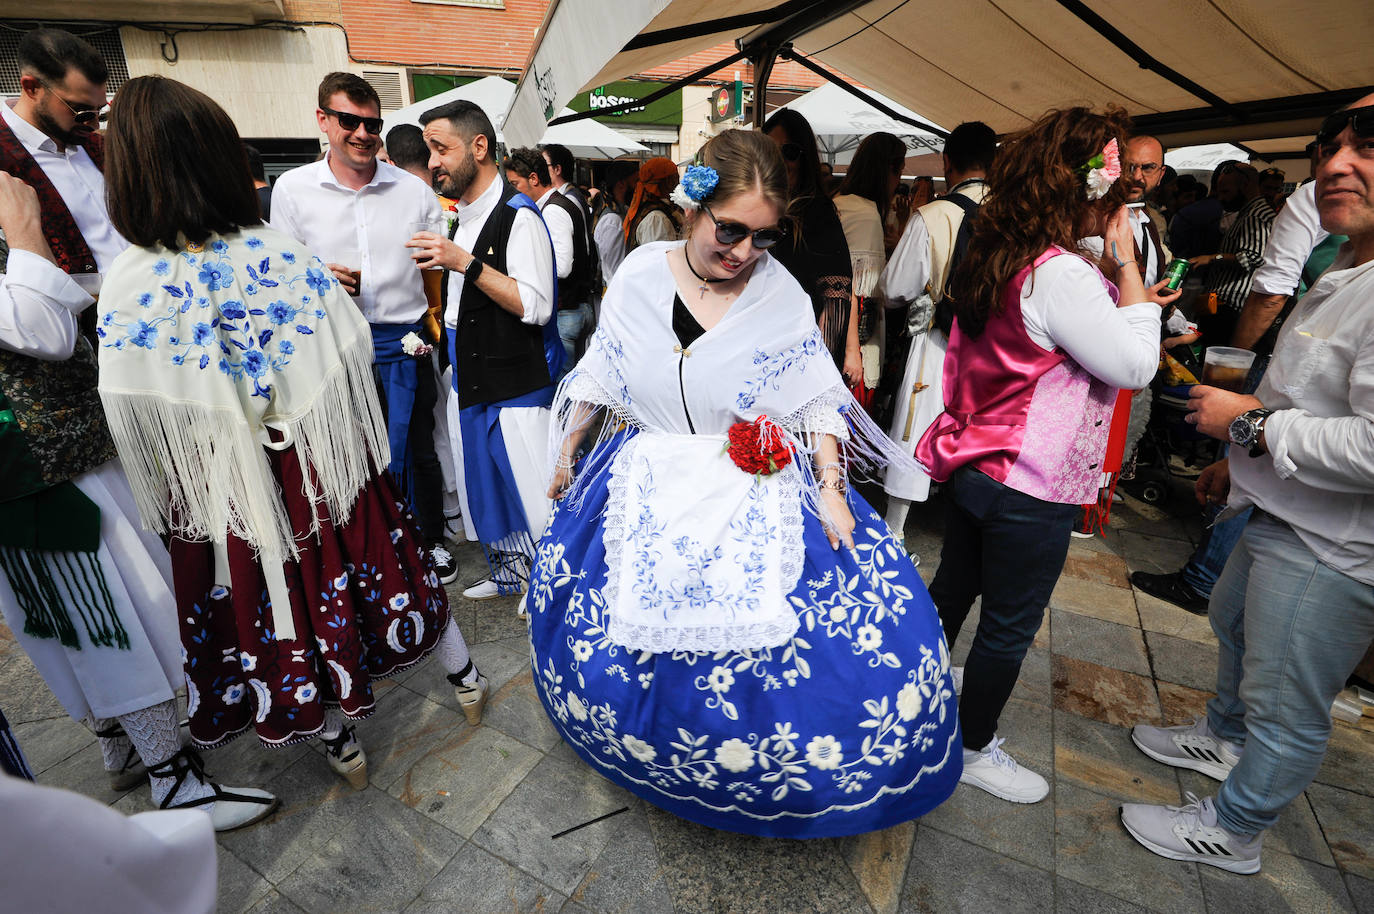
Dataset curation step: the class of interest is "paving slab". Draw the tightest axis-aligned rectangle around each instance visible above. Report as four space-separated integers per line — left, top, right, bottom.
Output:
348 685 467 793
1347 872 1374 914
1155 681 1214 727
1055 876 1152 914
472 752 636 895
843 820 916 914
219 846 274 914
1199 850 1355 914
405 841 567 914
1052 655 1162 728
243 890 309 914
1315 720 1374 798
1116 530 1197 576
1308 782 1374 880
1054 710 1180 806
1134 591 1216 646
899 826 1053 914
1054 781 1203 914
1050 609 1151 677
645 804 869 914
565 801 676 914
1144 630 1219 692
33 738 137 806
14 715 94 777
1052 574 1140 628
1059 550 1133 589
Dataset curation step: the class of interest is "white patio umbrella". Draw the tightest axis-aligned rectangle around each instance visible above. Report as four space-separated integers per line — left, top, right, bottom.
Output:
775 82 946 167
1165 143 1250 182
384 76 647 159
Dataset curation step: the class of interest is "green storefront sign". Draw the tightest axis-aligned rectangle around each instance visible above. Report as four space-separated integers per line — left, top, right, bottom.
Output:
568 81 682 126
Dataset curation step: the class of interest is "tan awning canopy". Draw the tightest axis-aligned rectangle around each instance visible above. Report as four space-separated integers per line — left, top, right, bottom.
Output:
505 0 1373 155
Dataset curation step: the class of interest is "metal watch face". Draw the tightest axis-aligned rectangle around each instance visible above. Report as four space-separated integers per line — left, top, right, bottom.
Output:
1229 414 1255 446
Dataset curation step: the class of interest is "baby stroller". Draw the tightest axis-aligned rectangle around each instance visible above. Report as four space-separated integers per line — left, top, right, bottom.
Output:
1117 344 1219 506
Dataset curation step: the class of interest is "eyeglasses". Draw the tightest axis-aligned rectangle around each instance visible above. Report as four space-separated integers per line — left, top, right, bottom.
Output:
321 106 384 136
44 85 106 126
1125 162 1161 176
779 142 803 163
702 204 784 249
1314 105 1374 159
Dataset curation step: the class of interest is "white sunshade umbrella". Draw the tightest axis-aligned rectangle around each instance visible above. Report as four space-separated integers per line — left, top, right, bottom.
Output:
383 76 647 159
775 82 946 166
1165 143 1250 181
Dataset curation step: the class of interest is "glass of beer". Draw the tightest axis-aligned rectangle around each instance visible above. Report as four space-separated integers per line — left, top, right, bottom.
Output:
329 245 362 297
1201 346 1256 392
410 221 446 330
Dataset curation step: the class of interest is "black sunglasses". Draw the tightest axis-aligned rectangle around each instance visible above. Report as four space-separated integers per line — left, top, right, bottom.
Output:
780 142 804 163
45 86 106 126
321 106 384 136
1315 105 1374 156
702 204 784 250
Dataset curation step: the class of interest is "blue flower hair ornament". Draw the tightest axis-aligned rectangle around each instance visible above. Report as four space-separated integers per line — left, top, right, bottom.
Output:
670 163 719 211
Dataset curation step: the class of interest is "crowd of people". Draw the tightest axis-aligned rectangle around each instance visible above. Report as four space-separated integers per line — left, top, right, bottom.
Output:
1 24 1371 902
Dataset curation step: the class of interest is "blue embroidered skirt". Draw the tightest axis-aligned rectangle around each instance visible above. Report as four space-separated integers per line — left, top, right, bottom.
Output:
527 442 962 838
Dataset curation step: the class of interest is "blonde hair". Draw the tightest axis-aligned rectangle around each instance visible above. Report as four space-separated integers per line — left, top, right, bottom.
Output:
697 129 789 215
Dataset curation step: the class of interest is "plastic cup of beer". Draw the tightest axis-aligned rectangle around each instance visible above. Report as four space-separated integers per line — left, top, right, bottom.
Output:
1201 346 1256 392
329 246 362 297
409 220 445 311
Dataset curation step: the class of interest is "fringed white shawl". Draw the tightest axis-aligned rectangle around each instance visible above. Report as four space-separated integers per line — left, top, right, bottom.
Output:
834 194 887 300
548 242 921 653
97 228 389 639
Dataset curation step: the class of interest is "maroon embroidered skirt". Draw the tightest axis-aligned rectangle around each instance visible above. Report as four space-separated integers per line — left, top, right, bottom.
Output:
171 448 448 748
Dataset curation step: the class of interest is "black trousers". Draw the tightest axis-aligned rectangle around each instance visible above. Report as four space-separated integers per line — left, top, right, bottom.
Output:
375 359 445 543
928 467 1078 751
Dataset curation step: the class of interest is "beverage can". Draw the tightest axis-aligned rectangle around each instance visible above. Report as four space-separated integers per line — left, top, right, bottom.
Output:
1164 258 1190 291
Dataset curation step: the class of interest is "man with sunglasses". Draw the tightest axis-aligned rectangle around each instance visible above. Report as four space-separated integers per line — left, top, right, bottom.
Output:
271 72 457 585
1121 95 1374 875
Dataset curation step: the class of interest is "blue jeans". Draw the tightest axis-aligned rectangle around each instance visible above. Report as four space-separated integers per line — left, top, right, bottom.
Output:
928 467 1079 750
556 302 592 380
1206 513 1374 836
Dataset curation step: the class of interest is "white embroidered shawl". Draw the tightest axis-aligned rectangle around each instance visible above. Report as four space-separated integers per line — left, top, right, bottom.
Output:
834 194 887 299
551 242 919 653
97 227 388 572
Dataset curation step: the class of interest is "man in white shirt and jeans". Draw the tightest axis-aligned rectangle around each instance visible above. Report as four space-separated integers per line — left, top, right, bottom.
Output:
271 72 456 584
1121 94 1374 875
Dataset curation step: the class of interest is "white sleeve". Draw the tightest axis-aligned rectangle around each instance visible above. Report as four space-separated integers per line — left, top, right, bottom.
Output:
0 250 93 360
881 213 931 306
1020 255 1161 390
268 182 303 245
595 212 626 280
636 210 676 246
1251 182 1327 296
508 207 556 325
543 204 575 280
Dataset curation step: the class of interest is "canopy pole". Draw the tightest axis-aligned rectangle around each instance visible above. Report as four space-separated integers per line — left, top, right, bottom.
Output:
749 41 781 129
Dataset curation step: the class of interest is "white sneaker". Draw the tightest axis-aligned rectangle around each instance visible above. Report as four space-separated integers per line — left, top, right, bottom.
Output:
1131 717 1241 781
959 736 1049 803
1121 792 1262 874
950 666 964 696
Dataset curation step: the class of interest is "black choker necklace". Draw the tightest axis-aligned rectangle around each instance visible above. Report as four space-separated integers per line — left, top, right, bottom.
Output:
684 248 728 298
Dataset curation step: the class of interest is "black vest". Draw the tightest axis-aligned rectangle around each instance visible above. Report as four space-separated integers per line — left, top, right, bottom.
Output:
543 189 593 307
445 183 555 409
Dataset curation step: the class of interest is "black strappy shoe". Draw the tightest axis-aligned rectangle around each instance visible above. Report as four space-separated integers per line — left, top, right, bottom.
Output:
147 747 279 832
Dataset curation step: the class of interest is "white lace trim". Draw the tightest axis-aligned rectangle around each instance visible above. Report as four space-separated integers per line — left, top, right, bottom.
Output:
602 437 804 654
782 384 852 440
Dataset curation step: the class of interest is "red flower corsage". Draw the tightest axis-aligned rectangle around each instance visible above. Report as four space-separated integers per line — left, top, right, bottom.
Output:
725 416 793 476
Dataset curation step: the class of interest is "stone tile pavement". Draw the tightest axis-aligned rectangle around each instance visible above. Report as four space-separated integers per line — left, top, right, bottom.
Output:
4 486 1372 914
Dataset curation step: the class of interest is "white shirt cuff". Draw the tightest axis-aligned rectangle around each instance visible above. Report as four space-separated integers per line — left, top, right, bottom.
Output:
7 250 93 312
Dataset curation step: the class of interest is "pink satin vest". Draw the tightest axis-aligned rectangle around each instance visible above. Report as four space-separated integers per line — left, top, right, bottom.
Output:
915 247 1119 505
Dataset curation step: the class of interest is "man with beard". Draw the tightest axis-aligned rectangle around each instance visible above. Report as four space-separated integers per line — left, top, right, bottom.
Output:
0 28 274 828
1192 163 1277 344
411 100 562 602
271 72 458 586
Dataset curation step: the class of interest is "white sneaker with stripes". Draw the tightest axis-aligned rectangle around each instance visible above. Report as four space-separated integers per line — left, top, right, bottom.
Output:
1131 716 1241 781
1121 793 1262 874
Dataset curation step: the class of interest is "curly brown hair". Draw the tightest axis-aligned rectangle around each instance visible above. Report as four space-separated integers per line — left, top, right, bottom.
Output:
948 106 1133 338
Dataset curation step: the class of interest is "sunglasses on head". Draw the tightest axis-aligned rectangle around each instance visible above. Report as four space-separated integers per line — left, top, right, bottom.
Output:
321 106 384 136
45 86 106 126
780 142 804 163
702 204 784 250
1314 105 1374 154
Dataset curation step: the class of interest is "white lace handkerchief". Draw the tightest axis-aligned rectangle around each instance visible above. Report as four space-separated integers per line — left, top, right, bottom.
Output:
603 432 803 653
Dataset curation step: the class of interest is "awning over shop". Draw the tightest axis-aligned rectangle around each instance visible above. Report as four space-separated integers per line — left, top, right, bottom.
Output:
504 0 1372 157
386 75 647 160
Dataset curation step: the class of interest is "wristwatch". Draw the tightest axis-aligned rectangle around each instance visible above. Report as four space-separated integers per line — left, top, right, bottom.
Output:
464 257 484 284
1228 407 1273 457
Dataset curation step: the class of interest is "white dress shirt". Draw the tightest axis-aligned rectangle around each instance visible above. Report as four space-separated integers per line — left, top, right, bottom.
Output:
882 211 931 305
1251 181 1328 296
1079 210 1165 286
2 101 126 275
595 210 627 283
1020 254 1161 390
270 154 441 325
0 249 93 359
445 176 555 328
1231 248 1374 584
537 187 575 280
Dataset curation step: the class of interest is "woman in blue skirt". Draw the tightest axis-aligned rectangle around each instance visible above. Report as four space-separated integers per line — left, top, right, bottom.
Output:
527 130 961 838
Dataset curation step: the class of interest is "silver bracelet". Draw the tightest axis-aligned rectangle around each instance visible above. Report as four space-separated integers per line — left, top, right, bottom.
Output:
816 461 846 492
555 454 575 470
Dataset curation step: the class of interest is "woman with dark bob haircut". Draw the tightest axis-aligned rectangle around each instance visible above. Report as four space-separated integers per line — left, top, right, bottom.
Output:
97 76 485 793
915 106 1180 804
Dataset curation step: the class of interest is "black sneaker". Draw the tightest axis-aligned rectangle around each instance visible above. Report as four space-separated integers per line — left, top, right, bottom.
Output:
428 542 459 585
1130 570 1208 615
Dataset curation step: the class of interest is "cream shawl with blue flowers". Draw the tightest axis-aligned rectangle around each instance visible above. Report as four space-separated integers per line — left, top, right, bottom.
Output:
96 226 388 587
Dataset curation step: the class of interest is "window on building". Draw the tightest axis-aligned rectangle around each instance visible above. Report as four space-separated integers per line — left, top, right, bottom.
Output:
0 21 130 95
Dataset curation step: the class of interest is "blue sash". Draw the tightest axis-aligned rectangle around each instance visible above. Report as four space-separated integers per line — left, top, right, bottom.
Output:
370 321 422 478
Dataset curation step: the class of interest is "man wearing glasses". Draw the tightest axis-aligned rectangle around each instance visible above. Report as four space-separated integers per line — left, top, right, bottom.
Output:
1120 94 1374 875
271 72 458 585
